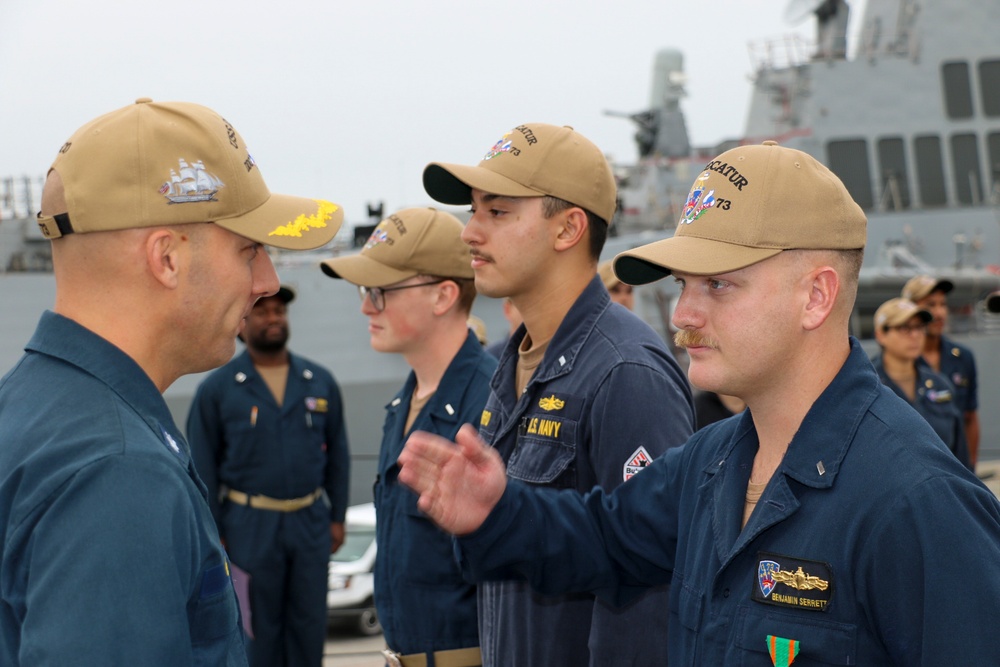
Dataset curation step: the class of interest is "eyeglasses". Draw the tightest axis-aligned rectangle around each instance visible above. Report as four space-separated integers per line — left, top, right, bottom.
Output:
886 322 927 334
358 280 445 312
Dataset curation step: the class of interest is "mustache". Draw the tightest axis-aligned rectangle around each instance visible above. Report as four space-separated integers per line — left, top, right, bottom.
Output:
674 330 718 350
470 249 493 263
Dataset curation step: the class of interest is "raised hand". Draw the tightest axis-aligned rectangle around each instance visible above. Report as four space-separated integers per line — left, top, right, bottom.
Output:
398 423 507 535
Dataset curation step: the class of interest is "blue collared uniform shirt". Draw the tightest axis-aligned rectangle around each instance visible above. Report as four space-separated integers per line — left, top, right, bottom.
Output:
0 312 247 666
871 352 971 470
476 276 695 667
918 334 978 413
456 339 1000 666
374 330 496 656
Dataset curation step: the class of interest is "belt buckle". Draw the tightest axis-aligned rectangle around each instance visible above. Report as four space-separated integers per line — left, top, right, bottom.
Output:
381 649 403 667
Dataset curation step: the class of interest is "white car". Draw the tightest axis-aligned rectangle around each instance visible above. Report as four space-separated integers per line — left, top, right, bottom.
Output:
327 502 380 636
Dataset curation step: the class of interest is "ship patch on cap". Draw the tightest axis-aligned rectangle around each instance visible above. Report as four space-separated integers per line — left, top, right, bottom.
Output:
681 171 716 224
159 158 224 203
364 227 392 250
484 133 516 160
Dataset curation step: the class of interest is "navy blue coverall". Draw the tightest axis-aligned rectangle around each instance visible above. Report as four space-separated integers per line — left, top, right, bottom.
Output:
871 351 971 470
188 349 349 667
477 276 695 667
455 339 1000 666
374 330 496 659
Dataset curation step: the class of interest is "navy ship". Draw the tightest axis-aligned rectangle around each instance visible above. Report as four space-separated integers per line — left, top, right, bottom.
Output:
2 0 1000 495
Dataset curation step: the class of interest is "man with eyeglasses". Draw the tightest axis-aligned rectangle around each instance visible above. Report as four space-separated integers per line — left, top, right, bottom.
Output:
419 123 695 667
321 207 497 667
187 283 351 667
870 297 971 469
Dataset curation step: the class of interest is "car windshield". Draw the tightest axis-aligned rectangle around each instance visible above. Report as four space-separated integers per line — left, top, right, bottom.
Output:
332 526 375 562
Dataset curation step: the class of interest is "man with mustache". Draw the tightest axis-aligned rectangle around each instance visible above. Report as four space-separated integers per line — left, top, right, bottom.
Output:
421 122 695 666
188 284 350 667
400 141 1000 665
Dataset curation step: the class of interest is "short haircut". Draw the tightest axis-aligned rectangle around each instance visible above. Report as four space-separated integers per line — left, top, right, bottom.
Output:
421 274 477 315
542 195 608 261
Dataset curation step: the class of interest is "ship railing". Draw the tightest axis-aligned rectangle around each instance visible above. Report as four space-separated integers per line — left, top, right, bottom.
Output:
747 35 815 73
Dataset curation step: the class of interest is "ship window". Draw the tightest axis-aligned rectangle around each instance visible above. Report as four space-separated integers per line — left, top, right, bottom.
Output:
987 132 1000 196
942 61 974 120
826 139 873 210
876 138 910 210
913 135 947 207
979 60 1000 117
950 133 983 205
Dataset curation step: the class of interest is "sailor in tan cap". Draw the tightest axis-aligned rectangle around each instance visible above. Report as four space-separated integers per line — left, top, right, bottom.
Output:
869 297 971 469
322 207 496 667
597 258 634 311
397 141 1000 665
419 122 695 667
0 98 343 666
900 274 980 467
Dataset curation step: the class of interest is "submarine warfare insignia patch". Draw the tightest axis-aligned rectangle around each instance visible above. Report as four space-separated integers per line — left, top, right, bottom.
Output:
538 395 565 411
766 635 800 667
623 446 652 481
753 552 832 612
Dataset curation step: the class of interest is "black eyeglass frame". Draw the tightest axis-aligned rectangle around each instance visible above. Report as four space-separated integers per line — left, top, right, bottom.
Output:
358 280 446 312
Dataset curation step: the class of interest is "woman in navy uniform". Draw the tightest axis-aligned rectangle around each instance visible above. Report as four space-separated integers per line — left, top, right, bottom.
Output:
870 297 971 470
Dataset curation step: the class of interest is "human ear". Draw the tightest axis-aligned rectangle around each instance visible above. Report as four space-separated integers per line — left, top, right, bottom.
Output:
145 229 183 290
802 266 840 331
553 207 588 252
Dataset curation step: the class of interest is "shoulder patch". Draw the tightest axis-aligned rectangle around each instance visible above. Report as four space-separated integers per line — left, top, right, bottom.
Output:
623 446 652 481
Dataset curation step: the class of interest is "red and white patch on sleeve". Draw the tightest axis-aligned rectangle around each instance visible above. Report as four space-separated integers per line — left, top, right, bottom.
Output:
623 446 652 481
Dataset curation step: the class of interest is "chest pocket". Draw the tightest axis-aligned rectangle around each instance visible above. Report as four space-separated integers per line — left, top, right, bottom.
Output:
506 413 578 489
190 564 244 666
736 606 857 666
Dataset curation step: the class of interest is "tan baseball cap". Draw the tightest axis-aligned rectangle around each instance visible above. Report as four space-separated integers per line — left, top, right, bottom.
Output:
320 207 473 286
423 123 617 224
467 315 488 346
614 141 867 284
36 98 343 250
597 259 622 290
901 275 954 302
874 298 932 330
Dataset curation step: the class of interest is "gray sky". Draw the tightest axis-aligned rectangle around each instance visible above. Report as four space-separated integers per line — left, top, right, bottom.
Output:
0 0 864 227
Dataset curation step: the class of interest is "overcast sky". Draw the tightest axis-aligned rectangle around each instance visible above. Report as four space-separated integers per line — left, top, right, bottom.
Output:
0 0 866 227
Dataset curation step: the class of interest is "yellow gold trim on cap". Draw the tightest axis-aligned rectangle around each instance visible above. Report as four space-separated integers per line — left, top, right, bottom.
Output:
268 200 338 238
